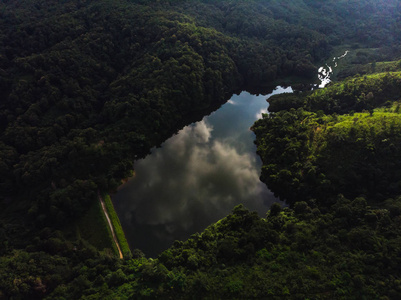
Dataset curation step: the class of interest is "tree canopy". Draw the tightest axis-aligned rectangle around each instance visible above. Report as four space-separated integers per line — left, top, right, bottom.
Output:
1 0 401 299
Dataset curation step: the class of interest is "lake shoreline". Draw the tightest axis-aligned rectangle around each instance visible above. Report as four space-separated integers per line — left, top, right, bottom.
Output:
112 87 293 257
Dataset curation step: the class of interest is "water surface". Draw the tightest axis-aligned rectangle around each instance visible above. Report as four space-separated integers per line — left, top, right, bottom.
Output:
318 50 349 87
113 87 292 257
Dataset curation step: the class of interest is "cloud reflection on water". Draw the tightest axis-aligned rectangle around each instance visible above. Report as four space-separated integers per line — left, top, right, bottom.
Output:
113 88 291 257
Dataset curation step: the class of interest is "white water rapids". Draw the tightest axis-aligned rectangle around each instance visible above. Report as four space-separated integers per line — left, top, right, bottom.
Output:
318 50 349 88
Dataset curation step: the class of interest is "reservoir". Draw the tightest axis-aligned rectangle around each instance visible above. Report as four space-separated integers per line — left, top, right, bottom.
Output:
113 86 292 257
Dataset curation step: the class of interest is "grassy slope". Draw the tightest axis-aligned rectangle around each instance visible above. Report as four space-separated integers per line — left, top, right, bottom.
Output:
75 199 119 256
103 194 132 258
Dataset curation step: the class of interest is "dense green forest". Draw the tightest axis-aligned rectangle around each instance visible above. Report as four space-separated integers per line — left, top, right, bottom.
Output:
1 0 401 298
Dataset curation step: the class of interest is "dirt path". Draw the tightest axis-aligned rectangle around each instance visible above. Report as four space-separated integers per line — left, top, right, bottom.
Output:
98 192 123 259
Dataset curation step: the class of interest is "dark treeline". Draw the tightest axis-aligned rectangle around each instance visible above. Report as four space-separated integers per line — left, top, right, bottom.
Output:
1 0 401 299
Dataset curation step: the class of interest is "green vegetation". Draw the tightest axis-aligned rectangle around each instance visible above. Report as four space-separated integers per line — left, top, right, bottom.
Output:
254 71 401 205
75 198 119 256
251 71 401 297
103 194 132 259
335 52 401 80
0 0 401 299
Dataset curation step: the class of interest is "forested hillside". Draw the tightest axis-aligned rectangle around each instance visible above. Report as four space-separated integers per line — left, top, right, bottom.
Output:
0 0 331 231
0 0 401 299
254 72 401 205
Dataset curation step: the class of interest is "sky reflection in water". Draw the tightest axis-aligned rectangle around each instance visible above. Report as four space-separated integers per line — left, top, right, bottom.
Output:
113 87 292 257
